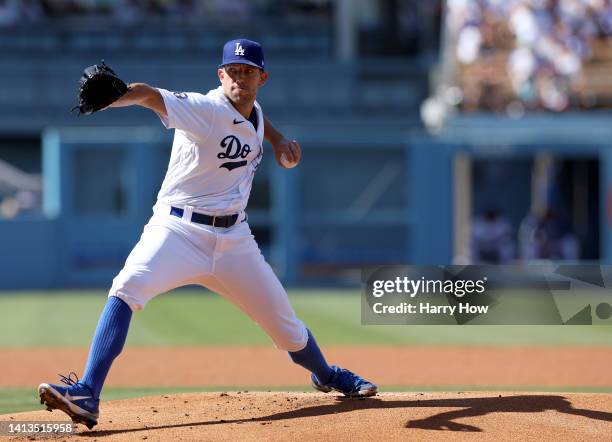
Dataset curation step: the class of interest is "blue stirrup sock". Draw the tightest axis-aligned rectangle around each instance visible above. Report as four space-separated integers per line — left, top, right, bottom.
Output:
81 296 132 399
288 329 333 383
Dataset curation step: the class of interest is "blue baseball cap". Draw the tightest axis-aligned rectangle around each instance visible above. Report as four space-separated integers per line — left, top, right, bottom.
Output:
219 38 265 70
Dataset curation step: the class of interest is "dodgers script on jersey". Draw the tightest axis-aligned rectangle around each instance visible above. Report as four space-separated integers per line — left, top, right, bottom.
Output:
155 87 264 214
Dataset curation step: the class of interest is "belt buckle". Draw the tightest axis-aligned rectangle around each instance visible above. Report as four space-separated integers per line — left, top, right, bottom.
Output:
212 214 217 227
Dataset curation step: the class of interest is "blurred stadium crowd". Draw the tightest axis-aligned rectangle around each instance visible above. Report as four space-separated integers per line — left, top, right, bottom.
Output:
0 0 331 26
0 0 435 56
450 0 612 113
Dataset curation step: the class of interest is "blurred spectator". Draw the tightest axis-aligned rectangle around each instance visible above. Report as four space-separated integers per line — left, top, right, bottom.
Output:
113 0 144 24
470 208 516 263
0 190 40 218
0 158 42 219
0 0 42 27
0 0 19 27
519 208 580 260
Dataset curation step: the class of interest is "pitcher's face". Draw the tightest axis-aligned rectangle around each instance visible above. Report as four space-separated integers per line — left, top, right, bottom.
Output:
218 64 268 107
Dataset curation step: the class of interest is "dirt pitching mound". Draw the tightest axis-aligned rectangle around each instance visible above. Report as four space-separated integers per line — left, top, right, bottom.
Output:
7 346 612 388
4 392 612 441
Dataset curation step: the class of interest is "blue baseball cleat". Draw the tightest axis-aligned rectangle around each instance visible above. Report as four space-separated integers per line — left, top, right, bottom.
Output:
311 365 378 397
38 372 99 430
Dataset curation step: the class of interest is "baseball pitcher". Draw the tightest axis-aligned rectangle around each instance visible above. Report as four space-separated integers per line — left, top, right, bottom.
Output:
38 39 377 430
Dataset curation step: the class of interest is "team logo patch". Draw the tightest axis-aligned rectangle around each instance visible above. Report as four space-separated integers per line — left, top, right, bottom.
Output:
173 92 188 99
234 42 245 56
218 135 251 171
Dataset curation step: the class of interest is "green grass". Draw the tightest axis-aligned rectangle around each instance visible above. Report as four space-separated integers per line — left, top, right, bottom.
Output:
4 385 612 416
2 289 612 347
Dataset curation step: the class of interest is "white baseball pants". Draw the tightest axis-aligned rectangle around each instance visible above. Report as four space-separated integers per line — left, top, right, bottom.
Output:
108 204 308 352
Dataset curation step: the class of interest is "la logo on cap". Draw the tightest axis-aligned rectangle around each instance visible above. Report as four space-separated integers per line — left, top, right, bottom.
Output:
220 39 265 70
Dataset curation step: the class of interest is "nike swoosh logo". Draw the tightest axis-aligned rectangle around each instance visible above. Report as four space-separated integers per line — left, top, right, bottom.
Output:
233 119 244 124
220 160 248 171
65 391 91 401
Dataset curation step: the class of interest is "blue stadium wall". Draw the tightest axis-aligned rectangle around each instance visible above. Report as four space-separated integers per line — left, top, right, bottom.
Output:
0 126 452 289
2 114 611 289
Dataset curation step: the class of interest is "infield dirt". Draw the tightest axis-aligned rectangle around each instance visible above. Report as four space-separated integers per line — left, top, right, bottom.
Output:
3 346 612 387
4 391 612 441
4 346 612 440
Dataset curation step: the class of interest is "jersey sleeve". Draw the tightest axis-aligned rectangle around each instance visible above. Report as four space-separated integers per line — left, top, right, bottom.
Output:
157 89 216 139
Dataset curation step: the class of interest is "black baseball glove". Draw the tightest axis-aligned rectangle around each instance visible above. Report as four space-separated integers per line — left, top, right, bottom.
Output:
72 61 129 115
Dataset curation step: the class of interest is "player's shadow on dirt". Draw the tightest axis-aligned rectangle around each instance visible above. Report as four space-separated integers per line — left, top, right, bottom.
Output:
79 394 612 437
403 394 612 432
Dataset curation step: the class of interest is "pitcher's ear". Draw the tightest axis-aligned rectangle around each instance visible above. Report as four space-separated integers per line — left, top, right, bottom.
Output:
259 71 269 85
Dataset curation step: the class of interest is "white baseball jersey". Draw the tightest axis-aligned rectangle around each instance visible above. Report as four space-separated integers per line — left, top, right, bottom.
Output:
155 87 264 214
108 85 308 352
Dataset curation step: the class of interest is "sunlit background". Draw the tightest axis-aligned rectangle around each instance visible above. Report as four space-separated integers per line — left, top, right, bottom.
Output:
0 0 609 285
3 0 612 418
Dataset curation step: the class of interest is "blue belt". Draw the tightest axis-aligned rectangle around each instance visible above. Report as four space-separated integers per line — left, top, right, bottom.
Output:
170 206 239 228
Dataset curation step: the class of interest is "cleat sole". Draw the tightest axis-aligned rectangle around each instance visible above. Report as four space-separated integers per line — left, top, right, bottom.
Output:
311 381 332 393
345 386 378 398
38 385 98 430
312 381 378 398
